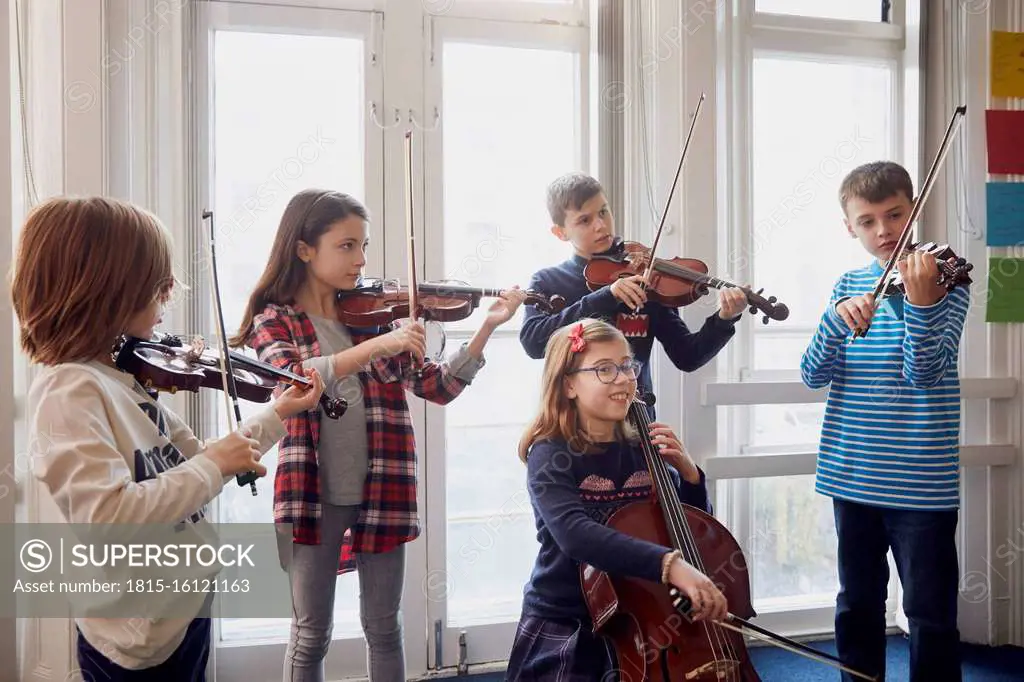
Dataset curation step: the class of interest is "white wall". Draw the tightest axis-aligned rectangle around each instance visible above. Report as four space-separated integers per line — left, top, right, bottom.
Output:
916 0 1024 646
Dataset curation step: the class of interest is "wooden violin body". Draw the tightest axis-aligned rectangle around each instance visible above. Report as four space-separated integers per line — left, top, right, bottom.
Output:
584 241 789 325
585 241 712 308
115 334 346 418
581 500 760 682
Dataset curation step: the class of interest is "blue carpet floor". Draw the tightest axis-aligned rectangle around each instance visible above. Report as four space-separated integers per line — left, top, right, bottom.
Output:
467 635 1024 681
746 634 1024 681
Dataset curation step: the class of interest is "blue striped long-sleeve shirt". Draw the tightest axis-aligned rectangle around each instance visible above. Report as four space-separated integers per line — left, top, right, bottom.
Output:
800 260 971 510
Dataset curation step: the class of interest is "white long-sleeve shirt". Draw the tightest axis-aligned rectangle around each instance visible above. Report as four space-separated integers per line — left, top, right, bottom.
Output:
27 360 286 669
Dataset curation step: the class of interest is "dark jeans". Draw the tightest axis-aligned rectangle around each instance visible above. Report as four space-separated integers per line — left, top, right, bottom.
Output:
833 498 961 682
76 617 210 682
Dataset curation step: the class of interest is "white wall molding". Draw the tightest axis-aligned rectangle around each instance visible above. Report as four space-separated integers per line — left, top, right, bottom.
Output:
703 376 1019 405
705 445 1018 482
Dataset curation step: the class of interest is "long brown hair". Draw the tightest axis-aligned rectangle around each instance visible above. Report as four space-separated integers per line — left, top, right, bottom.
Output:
11 196 176 365
518 318 635 463
230 189 369 347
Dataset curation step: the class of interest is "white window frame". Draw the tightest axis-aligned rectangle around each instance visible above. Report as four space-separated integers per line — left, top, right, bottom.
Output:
420 12 591 670
193 3 383 680
713 0 920 637
192 0 594 677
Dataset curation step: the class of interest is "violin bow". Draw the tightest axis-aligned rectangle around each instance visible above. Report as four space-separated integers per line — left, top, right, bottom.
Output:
403 129 428 375
405 130 419 323
853 104 967 339
202 209 259 496
711 616 878 681
640 92 705 288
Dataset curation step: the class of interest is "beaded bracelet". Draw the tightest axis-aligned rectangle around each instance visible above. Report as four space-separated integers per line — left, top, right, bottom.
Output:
661 549 681 584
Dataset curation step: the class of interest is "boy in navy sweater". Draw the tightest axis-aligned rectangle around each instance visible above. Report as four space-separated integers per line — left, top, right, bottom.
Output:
520 173 746 404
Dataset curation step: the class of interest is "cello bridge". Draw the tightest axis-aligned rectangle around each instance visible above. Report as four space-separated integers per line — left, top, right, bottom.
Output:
684 659 740 680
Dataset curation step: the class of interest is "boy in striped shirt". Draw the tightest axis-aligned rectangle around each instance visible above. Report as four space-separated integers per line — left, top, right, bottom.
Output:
801 161 970 682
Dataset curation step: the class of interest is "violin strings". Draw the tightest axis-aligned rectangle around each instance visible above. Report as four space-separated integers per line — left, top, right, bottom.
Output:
629 400 736 674
650 258 716 286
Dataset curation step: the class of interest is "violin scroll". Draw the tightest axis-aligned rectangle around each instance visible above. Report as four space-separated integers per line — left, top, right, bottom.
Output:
524 291 567 315
740 286 791 325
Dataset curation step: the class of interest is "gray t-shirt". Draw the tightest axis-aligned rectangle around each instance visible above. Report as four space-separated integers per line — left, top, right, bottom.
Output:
304 315 369 505
302 316 488 505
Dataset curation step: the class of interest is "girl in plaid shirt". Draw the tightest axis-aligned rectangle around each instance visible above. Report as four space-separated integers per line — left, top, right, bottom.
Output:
232 189 527 682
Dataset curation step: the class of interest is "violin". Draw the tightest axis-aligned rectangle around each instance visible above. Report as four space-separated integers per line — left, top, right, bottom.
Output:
854 105 970 338
589 92 788 326
342 131 564 333
580 393 877 681
583 240 790 324
874 241 973 300
336 278 566 328
115 333 347 419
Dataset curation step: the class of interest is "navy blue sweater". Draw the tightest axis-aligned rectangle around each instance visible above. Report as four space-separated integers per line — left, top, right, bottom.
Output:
520 239 738 400
521 438 711 621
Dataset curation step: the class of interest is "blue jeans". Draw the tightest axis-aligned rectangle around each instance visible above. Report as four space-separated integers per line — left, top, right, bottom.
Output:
833 498 961 682
76 617 210 681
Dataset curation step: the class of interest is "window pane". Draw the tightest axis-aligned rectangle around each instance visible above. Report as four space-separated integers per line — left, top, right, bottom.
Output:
750 56 891 330
740 57 892 609
756 0 883 22
751 332 816 372
439 41 579 334
443 337 545 625
440 40 581 628
209 29 365 644
749 403 825 449
748 476 839 603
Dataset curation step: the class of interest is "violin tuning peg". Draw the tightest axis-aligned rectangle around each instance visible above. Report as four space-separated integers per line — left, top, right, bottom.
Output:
762 316 770 325
749 305 757 315
756 288 764 296
768 295 777 304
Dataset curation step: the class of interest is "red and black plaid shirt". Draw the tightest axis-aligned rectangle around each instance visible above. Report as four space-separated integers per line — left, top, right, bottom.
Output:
249 303 468 574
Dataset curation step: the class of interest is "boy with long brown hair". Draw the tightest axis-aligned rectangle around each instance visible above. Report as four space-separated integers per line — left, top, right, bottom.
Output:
11 196 322 680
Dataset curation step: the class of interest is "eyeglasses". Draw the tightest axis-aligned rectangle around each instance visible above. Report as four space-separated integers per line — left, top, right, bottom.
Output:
566 359 641 385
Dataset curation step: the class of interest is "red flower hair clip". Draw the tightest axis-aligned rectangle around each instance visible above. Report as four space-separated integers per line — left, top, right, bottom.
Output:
568 322 586 353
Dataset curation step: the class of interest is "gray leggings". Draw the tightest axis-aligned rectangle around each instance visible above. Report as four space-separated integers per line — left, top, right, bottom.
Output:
279 504 406 682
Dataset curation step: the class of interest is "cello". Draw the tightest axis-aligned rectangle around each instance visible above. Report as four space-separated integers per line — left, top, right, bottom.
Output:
580 393 877 681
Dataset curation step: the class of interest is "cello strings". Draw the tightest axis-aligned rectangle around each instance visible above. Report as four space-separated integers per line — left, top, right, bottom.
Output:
629 399 737 675
635 400 739 679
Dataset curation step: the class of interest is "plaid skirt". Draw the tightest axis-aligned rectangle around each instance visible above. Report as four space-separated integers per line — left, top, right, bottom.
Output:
505 615 617 682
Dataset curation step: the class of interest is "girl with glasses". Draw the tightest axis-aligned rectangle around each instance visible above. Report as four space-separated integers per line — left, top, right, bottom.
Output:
506 318 727 681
